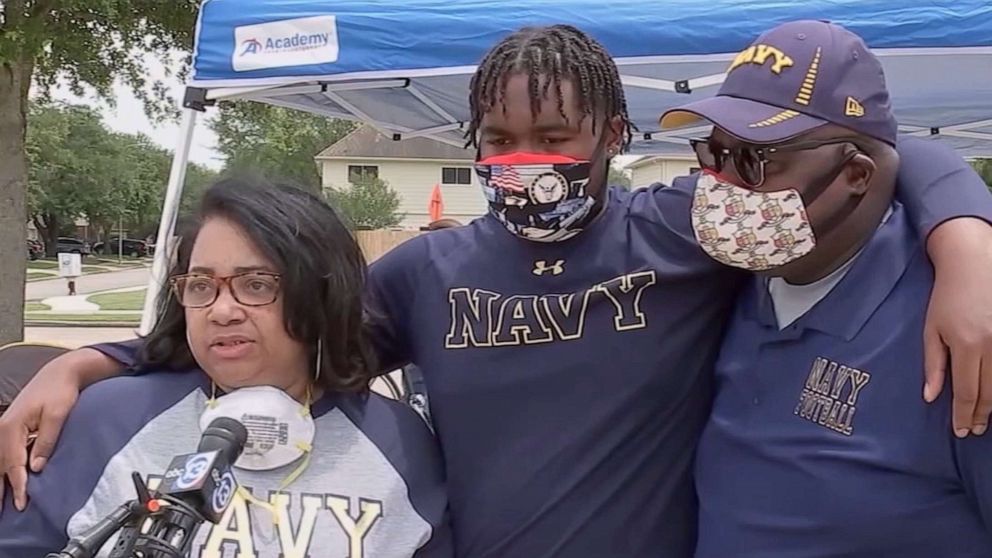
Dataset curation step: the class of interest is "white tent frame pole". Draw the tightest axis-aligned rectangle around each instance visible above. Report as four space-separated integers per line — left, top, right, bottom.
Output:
687 74 726 90
324 90 398 138
396 122 463 139
406 85 459 123
620 72 726 93
210 79 410 101
320 91 465 148
140 108 198 335
620 75 676 91
943 130 992 141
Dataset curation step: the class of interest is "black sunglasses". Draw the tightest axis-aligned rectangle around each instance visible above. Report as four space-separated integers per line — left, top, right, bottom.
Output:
689 136 862 188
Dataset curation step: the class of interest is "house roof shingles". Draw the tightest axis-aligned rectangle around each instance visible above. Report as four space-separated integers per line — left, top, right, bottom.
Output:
316 125 474 161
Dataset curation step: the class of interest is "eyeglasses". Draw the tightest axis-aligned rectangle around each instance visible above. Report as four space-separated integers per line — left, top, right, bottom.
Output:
689 137 861 188
169 272 282 308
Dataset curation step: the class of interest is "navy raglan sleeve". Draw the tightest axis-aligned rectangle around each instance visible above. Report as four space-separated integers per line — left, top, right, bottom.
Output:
339 395 453 557
0 394 121 556
639 174 748 282
894 136 992 238
0 373 197 557
954 433 992 532
0 485 69 556
366 236 429 373
89 337 144 370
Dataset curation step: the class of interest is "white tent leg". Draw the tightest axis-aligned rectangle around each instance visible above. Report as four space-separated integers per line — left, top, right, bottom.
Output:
140 109 199 335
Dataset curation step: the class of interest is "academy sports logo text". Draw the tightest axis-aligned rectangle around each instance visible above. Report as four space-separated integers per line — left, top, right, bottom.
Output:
233 15 339 72
238 31 333 57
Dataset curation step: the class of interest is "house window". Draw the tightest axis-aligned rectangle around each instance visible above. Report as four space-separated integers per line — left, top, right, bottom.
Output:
441 167 472 185
348 165 379 183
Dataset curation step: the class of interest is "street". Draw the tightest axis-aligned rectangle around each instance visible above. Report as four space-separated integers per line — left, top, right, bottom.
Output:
24 267 151 301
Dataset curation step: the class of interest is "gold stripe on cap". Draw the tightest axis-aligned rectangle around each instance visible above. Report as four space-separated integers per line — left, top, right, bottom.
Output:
794 47 822 106
748 110 800 128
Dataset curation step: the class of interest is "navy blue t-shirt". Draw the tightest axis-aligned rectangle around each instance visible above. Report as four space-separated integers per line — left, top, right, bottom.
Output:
696 203 992 557
88 137 992 557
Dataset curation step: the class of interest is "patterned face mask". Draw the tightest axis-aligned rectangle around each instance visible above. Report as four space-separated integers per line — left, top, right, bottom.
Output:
691 172 815 271
475 144 607 243
691 156 860 271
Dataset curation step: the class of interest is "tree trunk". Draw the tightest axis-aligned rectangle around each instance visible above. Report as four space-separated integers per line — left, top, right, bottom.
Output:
35 213 59 257
0 59 30 345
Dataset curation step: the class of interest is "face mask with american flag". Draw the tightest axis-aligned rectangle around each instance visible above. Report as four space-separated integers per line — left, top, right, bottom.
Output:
475 152 598 242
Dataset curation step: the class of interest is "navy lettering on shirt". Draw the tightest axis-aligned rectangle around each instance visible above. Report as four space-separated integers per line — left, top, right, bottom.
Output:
445 270 657 349
794 357 872 435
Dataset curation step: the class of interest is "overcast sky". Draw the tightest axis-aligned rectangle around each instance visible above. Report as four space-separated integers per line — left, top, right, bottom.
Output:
49 56 223 170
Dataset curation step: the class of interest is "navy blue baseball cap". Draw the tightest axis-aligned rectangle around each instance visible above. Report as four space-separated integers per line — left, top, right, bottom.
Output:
660 20 898 145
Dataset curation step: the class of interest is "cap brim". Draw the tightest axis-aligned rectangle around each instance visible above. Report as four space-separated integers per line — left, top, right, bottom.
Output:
659 96 828 144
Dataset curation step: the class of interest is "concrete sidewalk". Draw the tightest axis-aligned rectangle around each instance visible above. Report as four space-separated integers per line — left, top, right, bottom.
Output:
25 267 151 301
38 296 100 313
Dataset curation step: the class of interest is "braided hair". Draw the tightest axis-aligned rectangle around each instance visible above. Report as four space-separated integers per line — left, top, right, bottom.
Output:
466 24 634 152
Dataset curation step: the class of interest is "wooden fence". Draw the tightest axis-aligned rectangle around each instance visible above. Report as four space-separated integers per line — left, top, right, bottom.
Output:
353 230 422 262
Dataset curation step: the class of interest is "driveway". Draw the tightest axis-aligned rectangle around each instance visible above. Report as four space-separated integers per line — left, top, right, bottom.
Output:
25 267 151 301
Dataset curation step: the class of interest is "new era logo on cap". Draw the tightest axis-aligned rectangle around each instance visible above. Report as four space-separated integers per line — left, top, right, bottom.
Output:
845 97 865 117
660 20 898 145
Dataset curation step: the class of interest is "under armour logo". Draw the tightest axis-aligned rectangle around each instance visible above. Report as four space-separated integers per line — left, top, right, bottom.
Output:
533 260 565 276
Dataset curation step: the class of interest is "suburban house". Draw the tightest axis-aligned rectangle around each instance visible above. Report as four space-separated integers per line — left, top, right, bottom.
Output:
26 216 92 242
624 154 701 189
314 126 703 230
315 125 486 230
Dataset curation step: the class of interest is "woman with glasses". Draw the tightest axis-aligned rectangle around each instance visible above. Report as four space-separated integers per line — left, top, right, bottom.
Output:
0 176 452 557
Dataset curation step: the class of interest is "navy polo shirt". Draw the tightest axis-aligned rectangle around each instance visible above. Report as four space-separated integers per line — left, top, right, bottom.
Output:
695 202 992 557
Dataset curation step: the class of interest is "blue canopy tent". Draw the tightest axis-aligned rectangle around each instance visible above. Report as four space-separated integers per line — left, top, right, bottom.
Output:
141 0 992 332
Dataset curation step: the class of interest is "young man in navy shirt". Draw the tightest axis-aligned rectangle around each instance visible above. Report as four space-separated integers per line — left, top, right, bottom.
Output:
661 20 992 556
6 24 992 558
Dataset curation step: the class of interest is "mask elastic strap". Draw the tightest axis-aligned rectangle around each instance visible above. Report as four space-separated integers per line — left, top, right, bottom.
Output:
278 442 313 491
801 151 859 206
314 338 322 384
804 151 865 238
301 384 313 418
205 382 219 409
237 441 313 527
237 487 282 526
812 195 862 239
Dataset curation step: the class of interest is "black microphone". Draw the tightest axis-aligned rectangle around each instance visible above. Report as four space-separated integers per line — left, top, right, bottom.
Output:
48 418 248 558
111 417 248 557
157 417 249 522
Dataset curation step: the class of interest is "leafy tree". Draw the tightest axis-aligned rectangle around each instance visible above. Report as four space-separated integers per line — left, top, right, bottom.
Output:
0 0 199 344
26 103 119 255
210 101 356 190
608 165 632 189
972 159 992 191
325 178 404 230
24 102 210 252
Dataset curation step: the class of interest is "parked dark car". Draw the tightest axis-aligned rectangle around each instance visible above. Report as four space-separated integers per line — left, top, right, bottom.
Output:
92 237 148 258
26 239 44 260
56 237 91 256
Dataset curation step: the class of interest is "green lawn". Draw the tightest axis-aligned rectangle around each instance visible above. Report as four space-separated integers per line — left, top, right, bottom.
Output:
26 260 58 270
26 272 53 281
87 290 146 311
24 313 140 325
24 302 50 311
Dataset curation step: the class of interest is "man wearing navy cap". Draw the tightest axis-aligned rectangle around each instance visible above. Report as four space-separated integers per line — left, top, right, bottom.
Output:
661 20 992 556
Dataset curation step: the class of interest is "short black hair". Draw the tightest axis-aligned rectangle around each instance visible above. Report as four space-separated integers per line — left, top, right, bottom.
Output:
466 24 633 151
139 175 377 393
